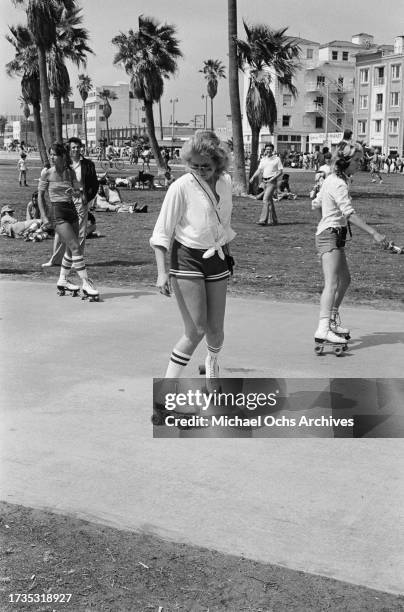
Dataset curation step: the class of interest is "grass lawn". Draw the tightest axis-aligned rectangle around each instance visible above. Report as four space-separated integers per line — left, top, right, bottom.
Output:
1 157 403 309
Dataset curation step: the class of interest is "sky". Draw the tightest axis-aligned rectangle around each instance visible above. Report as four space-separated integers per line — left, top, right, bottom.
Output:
1 0 403 126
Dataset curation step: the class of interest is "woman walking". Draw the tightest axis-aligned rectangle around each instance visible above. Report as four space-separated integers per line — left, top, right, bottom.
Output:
150 131 235 378
37 143 99 300
312 141 387 346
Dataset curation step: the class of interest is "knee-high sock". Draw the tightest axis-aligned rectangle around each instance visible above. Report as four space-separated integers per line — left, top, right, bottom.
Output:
72 255 88 280
165 348 191 378
58 254 73 282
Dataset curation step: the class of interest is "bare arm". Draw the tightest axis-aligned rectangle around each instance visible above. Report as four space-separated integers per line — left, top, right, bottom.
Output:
348 213 387 245
154 245 171 297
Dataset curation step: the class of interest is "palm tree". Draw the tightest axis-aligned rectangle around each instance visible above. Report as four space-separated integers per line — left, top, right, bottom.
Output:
50 5 93 143
48 47 70 142
236 23 300 182
227 0 247 195
199 59 226 131
112 15 183 171
19 95 31 144
77 74 92 153
6 24 48 164
98 89 118 144
12 0 76 148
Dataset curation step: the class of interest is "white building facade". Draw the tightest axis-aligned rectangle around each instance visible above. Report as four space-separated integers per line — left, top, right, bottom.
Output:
85 82 145 148
353 36 404 155
242 34 383 154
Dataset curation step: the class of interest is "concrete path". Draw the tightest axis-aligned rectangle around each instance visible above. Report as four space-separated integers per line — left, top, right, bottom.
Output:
1 280 404 595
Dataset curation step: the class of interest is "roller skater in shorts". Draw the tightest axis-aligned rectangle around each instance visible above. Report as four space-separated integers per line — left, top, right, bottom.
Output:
312 141 388 355
150 131 235 380
37 143 100 303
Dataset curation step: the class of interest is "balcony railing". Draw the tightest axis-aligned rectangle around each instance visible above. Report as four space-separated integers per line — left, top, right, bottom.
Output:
374 77 385 86
375 103 383 111
305 103 324 113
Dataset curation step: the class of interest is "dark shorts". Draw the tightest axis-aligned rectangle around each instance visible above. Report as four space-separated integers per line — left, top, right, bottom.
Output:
170 240 231 282
52 201 79 226
316 227 347 255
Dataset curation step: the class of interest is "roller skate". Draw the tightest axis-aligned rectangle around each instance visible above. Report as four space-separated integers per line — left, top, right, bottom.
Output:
385 240 404 254
314 329 348 357
56 279 80 297
330 314 351 340
81 278 100 302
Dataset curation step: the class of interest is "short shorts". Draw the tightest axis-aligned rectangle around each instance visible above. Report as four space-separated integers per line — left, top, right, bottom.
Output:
170 240 231 282
315 227 347 255
52 201 79 226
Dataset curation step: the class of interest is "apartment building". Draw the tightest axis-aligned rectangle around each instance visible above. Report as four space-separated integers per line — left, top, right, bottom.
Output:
242 34 381 153
85 82 144 148
354 36 403 155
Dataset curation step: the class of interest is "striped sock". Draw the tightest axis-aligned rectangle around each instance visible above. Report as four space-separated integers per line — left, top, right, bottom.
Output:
72 255 87 280
207 344 222 358
165 349 191 378
59 255 73 282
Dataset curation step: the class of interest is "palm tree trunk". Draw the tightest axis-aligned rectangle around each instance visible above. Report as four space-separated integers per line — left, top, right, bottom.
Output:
249 127 260 192
210 97 214 131
106 117 110 144
83 101 88 154
37 46 53 148
158 99 164 140
54 95 63 143
227 0 247 195
144 100 165 171
32 102 49 167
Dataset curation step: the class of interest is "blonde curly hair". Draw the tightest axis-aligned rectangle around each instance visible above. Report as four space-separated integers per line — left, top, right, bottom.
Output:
181 130 230 175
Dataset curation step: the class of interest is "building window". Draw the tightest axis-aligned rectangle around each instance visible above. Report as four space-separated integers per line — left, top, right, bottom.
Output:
290 135 301 142
337 77 344 91
336 118 342 127
277 135 289 141
100 116 105 121
342 51 349 61
360 68 369 84
375 119 382 133
358 120 367 135
388 118 399 134
316 75 325 87
283 94 292 106
332 51 338 60
306 48 313 59
390 91 400 107
99 104 104 110
315 116 323 129
282 115 291 127
391 65 401 80
374 66 385 85
359 94 368 109
375 93 383 111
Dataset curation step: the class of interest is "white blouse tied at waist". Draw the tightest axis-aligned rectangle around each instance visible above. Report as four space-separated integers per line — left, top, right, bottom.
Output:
150 172 236 259
313 174 356 235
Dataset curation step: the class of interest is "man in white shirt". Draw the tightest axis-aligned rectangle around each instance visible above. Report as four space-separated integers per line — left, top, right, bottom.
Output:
249 144 283 225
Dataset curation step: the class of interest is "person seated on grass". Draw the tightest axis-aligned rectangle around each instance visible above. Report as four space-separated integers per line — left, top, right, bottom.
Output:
93 184 136 213
0 204 41 238
26 191 41 220
164 168 175 188
276 174 297 201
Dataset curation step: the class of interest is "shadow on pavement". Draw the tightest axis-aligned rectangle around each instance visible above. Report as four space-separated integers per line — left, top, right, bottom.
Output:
350 331 404 351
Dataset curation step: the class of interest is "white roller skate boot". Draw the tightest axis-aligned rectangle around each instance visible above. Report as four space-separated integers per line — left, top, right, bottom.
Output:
205 354 220 378
56 279 80 297
330 313 351 339
81 278 100 302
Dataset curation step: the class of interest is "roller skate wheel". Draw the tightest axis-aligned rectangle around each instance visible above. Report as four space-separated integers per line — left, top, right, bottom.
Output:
198 365 206 375
342 345 348 352
334 347 343 356
314 345 323 355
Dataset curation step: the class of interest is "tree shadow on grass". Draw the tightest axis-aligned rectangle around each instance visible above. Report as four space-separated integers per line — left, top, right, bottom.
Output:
0 268 30 274
88 260 150 267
